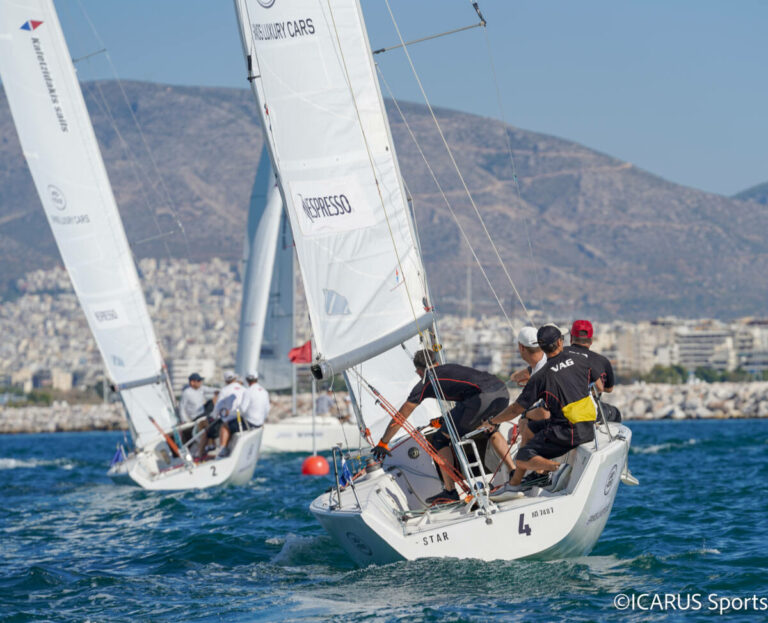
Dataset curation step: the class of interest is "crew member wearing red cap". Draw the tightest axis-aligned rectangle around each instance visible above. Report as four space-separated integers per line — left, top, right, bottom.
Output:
566 320 615 393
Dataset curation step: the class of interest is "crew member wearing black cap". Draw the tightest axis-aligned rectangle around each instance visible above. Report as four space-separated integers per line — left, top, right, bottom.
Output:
482 323 603 498
372 349 511 504
179 372 207 423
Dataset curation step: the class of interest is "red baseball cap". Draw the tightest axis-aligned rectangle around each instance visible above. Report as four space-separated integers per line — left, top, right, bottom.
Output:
571 319 593 339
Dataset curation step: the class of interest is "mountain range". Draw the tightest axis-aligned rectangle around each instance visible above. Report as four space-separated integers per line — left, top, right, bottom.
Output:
1 80 766 320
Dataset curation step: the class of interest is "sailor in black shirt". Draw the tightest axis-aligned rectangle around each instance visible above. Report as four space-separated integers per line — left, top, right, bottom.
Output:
483 324 602 496
566 319 615 393
566 319 622 421
373 349 510 503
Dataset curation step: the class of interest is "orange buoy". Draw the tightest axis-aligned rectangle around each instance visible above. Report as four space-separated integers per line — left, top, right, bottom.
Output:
301 455 329 476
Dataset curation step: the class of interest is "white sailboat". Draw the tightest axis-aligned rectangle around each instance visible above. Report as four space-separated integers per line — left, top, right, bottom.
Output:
232 0 633 565
0 0 261 490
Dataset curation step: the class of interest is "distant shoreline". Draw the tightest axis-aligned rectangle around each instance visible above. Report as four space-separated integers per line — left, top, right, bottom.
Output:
2 382 768 434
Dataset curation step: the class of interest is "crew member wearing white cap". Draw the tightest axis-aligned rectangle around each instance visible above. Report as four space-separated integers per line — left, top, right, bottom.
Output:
486 326 552 475
243 371 269 428
509 326 546 387
196 371 250 458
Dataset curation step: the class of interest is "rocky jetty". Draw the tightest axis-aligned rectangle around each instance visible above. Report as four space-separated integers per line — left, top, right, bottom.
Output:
609 382 768 420
2 382 767 433
0 402 127 433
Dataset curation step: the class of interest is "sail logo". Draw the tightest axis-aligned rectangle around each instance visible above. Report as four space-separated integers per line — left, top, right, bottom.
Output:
20 20 43 31
256 0 275 7
251 18 315 41
298 193 352 224
290 178 376 236
26 33 69 132
47 185 66 211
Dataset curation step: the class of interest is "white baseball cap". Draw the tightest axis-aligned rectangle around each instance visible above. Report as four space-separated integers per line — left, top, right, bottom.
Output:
223 370 238 382
517 326 539 347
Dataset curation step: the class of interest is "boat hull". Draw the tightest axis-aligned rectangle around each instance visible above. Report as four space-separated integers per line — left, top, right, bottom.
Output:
310 424 631 566
107 428 263 490
261 415 363 452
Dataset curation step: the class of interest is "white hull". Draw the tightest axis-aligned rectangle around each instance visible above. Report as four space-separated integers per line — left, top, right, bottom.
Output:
107 428 263 491
310 423 632 566
261 415 364 453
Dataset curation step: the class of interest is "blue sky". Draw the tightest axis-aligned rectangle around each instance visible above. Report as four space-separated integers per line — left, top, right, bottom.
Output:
55 0 767 196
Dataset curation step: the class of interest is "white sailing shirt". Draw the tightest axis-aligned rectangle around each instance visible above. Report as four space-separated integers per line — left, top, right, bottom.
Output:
531 356 547 376
244 382 270 427
212 381 250 424
179 385 205 423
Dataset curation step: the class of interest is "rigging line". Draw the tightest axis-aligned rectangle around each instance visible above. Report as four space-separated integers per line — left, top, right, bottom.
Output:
480 27 539 307
372 22 484 55
75 0 192 261
82 81 173 259
325 2 428 340
383 0 535 327
329 376 353 452
377 68 515 330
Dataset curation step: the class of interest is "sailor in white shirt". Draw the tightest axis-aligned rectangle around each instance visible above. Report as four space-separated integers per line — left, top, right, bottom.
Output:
179 372 214 423
197 372 249 457
243 371 269 428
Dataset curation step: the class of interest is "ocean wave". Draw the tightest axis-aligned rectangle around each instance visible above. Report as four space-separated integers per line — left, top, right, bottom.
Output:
0 457 76 470
631 438 698 454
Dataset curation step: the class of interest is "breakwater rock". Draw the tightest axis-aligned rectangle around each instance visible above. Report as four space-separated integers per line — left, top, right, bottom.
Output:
0 402 127 433
609 382 768 420
3 383 767 434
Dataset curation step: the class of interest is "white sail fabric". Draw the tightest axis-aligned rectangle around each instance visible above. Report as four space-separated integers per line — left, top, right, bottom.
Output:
234 0 430 376
259 211 296 390
235 158 294 389
0 0 176 449
345 337 440 443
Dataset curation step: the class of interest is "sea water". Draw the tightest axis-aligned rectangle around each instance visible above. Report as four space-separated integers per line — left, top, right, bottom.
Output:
1 419 766 622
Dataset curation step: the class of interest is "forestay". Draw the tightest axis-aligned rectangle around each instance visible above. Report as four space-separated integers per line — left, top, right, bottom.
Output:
233 0 432 380
236 153 295 390
0 0 176 449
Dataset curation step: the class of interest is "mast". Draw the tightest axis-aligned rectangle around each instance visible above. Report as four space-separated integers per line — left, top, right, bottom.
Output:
232 0 440 440
0 0 176 449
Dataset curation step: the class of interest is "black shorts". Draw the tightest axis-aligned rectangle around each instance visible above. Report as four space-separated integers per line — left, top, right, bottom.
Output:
207 416 250 438
206 418 222 438
527 417 549 435
516 424 577 462
433 387 510 451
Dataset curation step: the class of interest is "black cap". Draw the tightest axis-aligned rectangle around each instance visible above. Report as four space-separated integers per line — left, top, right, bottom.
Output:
537 324 564 347
188 373 203 382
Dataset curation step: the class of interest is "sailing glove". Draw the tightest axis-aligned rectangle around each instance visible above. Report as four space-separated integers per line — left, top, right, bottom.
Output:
372 440 391 461
429 417 443 429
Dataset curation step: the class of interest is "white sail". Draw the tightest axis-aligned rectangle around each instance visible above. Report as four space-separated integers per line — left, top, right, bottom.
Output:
260 210 296 390
233 0 432 382
235 154 295 389
0 0 176 449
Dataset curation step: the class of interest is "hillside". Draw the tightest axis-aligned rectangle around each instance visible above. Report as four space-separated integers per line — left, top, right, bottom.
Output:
1 80 767 319
734 182 768 206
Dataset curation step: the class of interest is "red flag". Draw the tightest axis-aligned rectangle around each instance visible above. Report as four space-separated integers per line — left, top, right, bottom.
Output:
288 340 312 364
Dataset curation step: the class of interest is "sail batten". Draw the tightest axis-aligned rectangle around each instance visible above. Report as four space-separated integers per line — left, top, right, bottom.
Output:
0 0 176 449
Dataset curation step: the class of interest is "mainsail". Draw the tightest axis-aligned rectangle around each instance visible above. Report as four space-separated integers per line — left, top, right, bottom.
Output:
233 0 438 437
235 152 295 390
0 0 176 449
